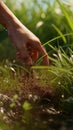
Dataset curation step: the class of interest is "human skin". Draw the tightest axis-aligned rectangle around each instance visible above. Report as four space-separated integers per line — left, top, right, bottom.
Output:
0 1 49 66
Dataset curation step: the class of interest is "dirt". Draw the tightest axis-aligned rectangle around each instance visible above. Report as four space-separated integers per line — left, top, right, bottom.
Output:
0 74 73 130
0 74 54 117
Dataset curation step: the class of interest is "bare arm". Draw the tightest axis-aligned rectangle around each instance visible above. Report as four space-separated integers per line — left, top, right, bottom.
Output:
0 1 49 66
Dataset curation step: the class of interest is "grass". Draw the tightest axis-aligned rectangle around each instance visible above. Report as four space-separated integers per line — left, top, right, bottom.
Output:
32 45 73 114
33 46 73 90
0 0 73 129
0 60 23 93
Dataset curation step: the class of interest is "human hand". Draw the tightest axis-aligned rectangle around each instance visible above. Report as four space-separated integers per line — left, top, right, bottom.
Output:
0 1 49 66
7 23 49 66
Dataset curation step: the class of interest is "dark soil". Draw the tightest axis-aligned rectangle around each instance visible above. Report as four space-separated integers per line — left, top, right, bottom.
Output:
0 74 73 130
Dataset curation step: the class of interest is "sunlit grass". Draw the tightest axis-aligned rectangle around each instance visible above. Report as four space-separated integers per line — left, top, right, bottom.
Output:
33 45 73 95
0 0 73 129
0 60 23 92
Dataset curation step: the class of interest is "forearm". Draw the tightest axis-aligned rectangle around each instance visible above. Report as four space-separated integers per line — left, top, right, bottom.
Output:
0 1 20 28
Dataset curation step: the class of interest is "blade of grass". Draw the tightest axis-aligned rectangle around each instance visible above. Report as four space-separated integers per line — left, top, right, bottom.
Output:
12 64 31 74
57 0 73 30
43 33 73 47
36 33 73 64
52 24 66 44
32 66 49 69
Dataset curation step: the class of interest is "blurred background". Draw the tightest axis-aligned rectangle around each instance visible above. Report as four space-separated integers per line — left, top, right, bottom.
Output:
0 0 73 61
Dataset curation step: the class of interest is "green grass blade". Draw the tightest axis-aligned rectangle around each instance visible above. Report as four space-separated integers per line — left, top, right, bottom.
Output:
43 33 73 46
57 0 73 30
32 66 49 69
52 24 66 43
36 33 73 65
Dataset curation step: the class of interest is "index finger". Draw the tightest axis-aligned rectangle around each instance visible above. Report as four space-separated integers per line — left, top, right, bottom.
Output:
39 46 49 66
34 41 49 66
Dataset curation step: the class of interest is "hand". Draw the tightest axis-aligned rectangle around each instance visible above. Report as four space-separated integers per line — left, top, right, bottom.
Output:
7 22 49 66
0 1 49 66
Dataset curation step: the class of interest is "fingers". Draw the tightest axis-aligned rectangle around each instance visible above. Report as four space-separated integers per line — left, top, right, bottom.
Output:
17 41 49 66
29 41 49 66
31 49 38 60
38 45 49 66
17 48 33 66
17 49 38 65
27 46 38 60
